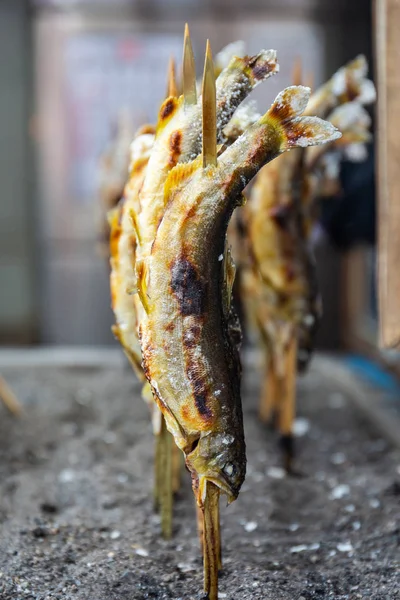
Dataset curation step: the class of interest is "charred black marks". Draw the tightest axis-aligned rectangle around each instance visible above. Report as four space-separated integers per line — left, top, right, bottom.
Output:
159 97 177 121
168 130 182 167
185 346 213 421
252 62 273 81
193 392 213 419
170 257 207 316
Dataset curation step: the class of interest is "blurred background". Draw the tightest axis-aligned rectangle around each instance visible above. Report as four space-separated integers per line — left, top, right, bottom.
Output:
1 0 381 361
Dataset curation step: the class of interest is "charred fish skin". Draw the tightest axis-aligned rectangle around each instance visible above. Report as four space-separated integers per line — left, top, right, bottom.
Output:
138 85 341 504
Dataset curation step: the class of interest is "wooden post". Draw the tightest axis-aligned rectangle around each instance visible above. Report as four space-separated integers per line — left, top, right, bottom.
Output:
375 0 400 348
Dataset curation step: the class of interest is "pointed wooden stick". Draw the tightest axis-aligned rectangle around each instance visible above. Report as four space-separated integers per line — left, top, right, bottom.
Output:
154 416 173 538
202 40 217 168
172 441 182 493
182 23 197 106
161 420 173 539
278 335 297 472
259 352 280 426
196 501 205 552
154 419 163 512
292 56 303 86
203 481 220 600
305 71 314 91
166 56 178 99
0 376 23 416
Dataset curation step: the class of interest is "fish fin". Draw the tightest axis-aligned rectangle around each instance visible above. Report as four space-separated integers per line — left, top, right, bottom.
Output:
164 157 202 201
264 86 342 150
129 208 141 245
214 40 246 76
227 49 279 86
135 258 150 313
328 101 371 132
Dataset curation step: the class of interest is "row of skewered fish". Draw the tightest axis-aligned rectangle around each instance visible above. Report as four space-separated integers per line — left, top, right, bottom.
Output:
103 25 371 600
237 54 375 470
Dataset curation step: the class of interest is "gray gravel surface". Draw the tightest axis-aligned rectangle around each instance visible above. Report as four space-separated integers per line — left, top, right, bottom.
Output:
0 358 399 599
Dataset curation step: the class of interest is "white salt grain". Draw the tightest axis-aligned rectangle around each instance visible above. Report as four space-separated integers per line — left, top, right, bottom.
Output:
266 466 285 479
244 521 258 533
330 484 350 500
337 541 353 553
58 469 75 483
293 418 310 437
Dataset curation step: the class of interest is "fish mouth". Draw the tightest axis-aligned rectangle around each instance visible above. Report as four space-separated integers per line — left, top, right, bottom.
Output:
198 473 237 506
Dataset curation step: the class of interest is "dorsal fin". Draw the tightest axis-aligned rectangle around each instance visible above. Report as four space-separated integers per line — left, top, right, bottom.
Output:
182 23 197 106
135 258 150 314
129 208 141 245
164 157 202 202
202 40 217 168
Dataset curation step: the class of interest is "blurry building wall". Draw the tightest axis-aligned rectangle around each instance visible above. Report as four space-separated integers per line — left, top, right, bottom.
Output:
26 1 372 345
0 0 36 343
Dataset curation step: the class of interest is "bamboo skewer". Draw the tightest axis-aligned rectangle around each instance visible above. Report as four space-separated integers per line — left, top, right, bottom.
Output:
130 27 341 598
278 335 297 472
202 40 217 168
166 57 178 99
259 353 279 425
200 40 222 594
160 417 173 539
183 23 197 106
154 416 174 538
203 481 220 600
171 442 182 494
0 376 23 416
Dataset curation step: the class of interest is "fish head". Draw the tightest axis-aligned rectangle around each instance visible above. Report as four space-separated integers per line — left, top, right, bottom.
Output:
186 431 246 505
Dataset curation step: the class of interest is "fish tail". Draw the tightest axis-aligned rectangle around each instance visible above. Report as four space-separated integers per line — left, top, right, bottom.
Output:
263 85 342 151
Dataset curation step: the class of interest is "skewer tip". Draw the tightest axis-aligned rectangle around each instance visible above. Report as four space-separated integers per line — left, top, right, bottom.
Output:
292 56 303 86
205 38 212 60
166 56 178 98
183 22 197 106
202 40 217 168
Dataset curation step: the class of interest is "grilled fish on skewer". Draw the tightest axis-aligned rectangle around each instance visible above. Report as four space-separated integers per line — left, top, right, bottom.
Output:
97 110 134 258
110 125 179 537
241 57 374 470
110 33 278 540
138 82 340 500
136 27 340 591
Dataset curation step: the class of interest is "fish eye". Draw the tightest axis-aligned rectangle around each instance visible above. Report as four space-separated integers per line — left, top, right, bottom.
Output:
223 463 235 477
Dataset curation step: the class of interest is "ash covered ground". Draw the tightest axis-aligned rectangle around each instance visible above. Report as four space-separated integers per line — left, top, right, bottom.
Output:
0 357 399 599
